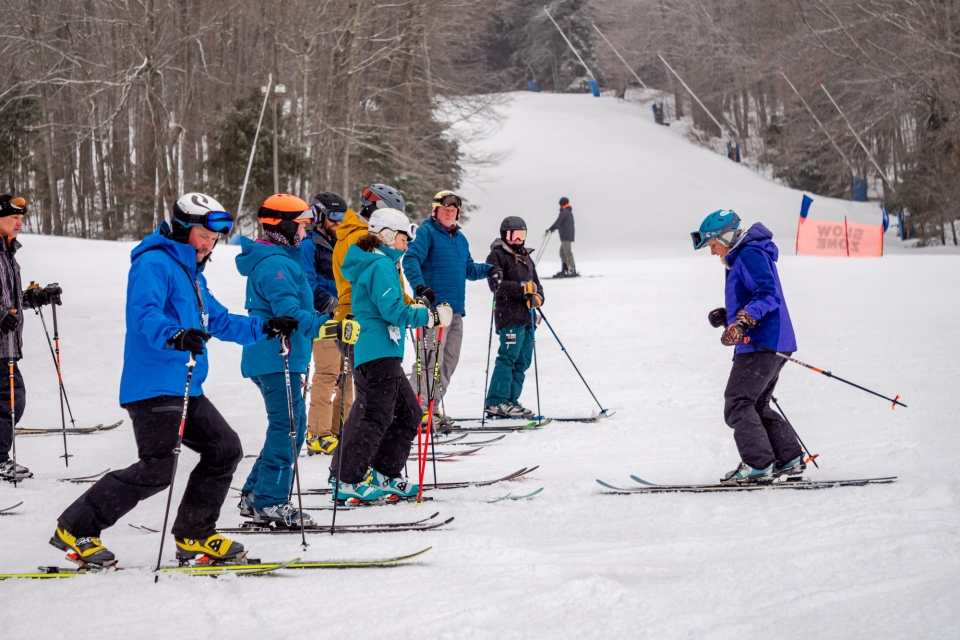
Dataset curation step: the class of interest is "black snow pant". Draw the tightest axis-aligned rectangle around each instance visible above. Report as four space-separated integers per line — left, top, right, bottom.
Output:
58 395 242 539
0 361 25 463
331 356 420 484
724 351 802 469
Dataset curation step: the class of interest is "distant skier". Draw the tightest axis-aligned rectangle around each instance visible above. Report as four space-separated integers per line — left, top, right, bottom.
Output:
546 196 577 277
692 209 803 484
54 193 293 566
237 194 349 527
300 192 350 456
0 194 61 482
402 190 495 426
330 208 446 502
484 216 544 419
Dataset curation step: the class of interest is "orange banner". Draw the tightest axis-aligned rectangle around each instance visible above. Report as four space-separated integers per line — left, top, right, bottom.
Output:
796 217 883 257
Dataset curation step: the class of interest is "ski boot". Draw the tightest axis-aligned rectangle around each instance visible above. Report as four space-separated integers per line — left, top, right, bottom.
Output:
175 533 245 564
367 469 419 498
722 461 775 485
0 459 32 481
251 502 316 527
511 403 536 420
775 456 807 478
238 492 254 518
330 477 389 503
306 434 338 456
50 526 116 567
485 403 525 419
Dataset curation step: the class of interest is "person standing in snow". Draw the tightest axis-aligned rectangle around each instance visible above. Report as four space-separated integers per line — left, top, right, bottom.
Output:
0 194 61 481
484 216 544 419
402 190 496 426
692 209 804 484
54 193 295 566
330 208 448 502
546 196 577 277
236 194 353 527
300 192 350 456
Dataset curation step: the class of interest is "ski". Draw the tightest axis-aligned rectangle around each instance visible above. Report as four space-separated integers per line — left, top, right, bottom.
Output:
1 548 432 580
431 434 468 445
546 274 602 279
453 413 611 424
407 446 484 461
16 420 124 436
306 466 538 495
58 468 111 483
219 516 453 535
550 411 616 423
596 476 898 493
457 435 506 445
438 419 550 433
488 487 544 503
128 524 160 532
0 501 23 515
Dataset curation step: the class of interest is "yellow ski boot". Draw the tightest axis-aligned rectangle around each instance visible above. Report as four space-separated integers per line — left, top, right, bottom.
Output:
50 526 116 567
175 533 245 564
306 434 338 456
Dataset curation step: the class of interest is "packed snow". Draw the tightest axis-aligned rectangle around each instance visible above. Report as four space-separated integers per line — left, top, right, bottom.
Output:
1 92 957 639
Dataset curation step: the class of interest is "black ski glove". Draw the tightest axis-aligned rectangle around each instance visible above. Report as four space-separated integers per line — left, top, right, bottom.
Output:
415 285 436 307
488 267 503 289
24 282 62 309
0 309 18 333
263 316 299 339
169 328 212 355
708 307 727 328
320 295 339 315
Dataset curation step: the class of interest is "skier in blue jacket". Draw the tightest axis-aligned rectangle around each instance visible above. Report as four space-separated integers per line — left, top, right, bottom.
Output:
402 190 497 424
693 210 803 485
236 194 353 527
55 193 297 567
329 208 449 502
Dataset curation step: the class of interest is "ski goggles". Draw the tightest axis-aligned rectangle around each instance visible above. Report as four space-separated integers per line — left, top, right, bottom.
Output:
505 229 526 243
260 211 314 226
435 194 462 209
311 203 346 223
691 228 738 250
183 210 235 234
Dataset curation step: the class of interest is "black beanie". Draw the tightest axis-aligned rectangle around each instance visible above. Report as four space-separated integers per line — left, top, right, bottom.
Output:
0 195 27 218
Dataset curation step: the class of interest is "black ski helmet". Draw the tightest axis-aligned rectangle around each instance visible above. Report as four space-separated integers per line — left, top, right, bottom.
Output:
311 192 348 223
500 216 527 243
359 184 405 219
559 197 569 207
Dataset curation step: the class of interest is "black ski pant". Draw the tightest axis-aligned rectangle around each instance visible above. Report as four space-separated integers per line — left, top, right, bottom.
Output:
58 395 242 539
331 357 420 484
724 351 802 469
0 361 25 464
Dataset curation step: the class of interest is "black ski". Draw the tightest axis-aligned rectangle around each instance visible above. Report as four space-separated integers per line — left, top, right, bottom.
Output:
305 466 538 495
407 446 484 461
0 501 23 515
438 419 550 433
16 420 124 436
596 475 898 494
58 468 111 483
219 514 454 535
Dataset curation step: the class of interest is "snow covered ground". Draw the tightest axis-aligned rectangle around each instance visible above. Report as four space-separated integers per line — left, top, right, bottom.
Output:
2 92 958 639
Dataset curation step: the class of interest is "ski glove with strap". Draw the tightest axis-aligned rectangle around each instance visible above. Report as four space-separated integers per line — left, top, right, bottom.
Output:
414 285 436 307
169 328 212 355
426 303 453 329
488 267 504 289
320 295 339 315
521 280 537 296
708 307 727 328
263 316 299 339
526 293 543 310
720 310 757 346
0 309 18 333
23 282 62 309
318 318 360 345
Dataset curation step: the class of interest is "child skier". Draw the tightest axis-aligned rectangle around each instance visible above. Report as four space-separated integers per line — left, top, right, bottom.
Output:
692 209 803 484
330 208 451 502
484 216 544 419
236 194 351 526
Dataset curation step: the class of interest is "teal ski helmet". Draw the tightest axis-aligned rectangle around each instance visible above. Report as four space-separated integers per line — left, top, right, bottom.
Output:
692 209 741 250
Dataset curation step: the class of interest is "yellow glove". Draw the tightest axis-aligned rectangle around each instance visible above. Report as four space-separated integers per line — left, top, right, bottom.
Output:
521 280 537 296
318 318 360 345
526 293 543 309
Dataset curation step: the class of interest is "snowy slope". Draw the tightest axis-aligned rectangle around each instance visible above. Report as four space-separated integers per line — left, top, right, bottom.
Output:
2 94 959 639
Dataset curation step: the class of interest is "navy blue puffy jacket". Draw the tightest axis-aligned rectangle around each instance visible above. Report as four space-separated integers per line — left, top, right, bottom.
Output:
300 230 338 311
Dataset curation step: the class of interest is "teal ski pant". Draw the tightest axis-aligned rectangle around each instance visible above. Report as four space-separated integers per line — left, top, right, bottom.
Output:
242 372 307 509
485 324 534 406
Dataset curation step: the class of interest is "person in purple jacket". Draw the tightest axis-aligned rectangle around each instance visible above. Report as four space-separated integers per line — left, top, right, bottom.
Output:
692 209 803 484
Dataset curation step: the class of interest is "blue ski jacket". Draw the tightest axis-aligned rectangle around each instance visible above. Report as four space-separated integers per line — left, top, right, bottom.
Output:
236 237 329 377
724 223 797 355
402 217 491 316
341 243 430 368
119 223 264 404
300 230 338 312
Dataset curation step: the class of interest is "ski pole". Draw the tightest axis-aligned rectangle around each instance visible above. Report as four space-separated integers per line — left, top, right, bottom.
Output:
414 326 423 487
480 299 495 426
771 396 819 469
742 338 907 409
154 352 196 580
417 324 443 502
280 336 308 550
537 310 608 414
429 328 444 487
530 308 541 419
7 325 19 487
330 342 350 535
534 230 553 266
30 286 75 466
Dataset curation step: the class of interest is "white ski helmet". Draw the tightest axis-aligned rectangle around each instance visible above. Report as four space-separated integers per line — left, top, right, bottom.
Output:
171 192 233 242
368 208 417 246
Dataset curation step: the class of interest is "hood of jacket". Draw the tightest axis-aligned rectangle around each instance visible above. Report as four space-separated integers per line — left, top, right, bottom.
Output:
727 222 777 266
488 237 532 258
235 236 298 277
341 242 404 284
132 222 201 274
336 209 368 244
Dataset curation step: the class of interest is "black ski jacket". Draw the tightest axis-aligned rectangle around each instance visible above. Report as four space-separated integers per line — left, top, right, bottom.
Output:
0 236 24 359
486 239 544 332
547 204 575 242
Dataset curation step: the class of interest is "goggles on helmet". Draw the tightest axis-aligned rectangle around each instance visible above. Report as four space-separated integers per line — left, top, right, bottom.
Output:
437 194 461 209
181 210 235 234
505 229 526 243
312 203 346 223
